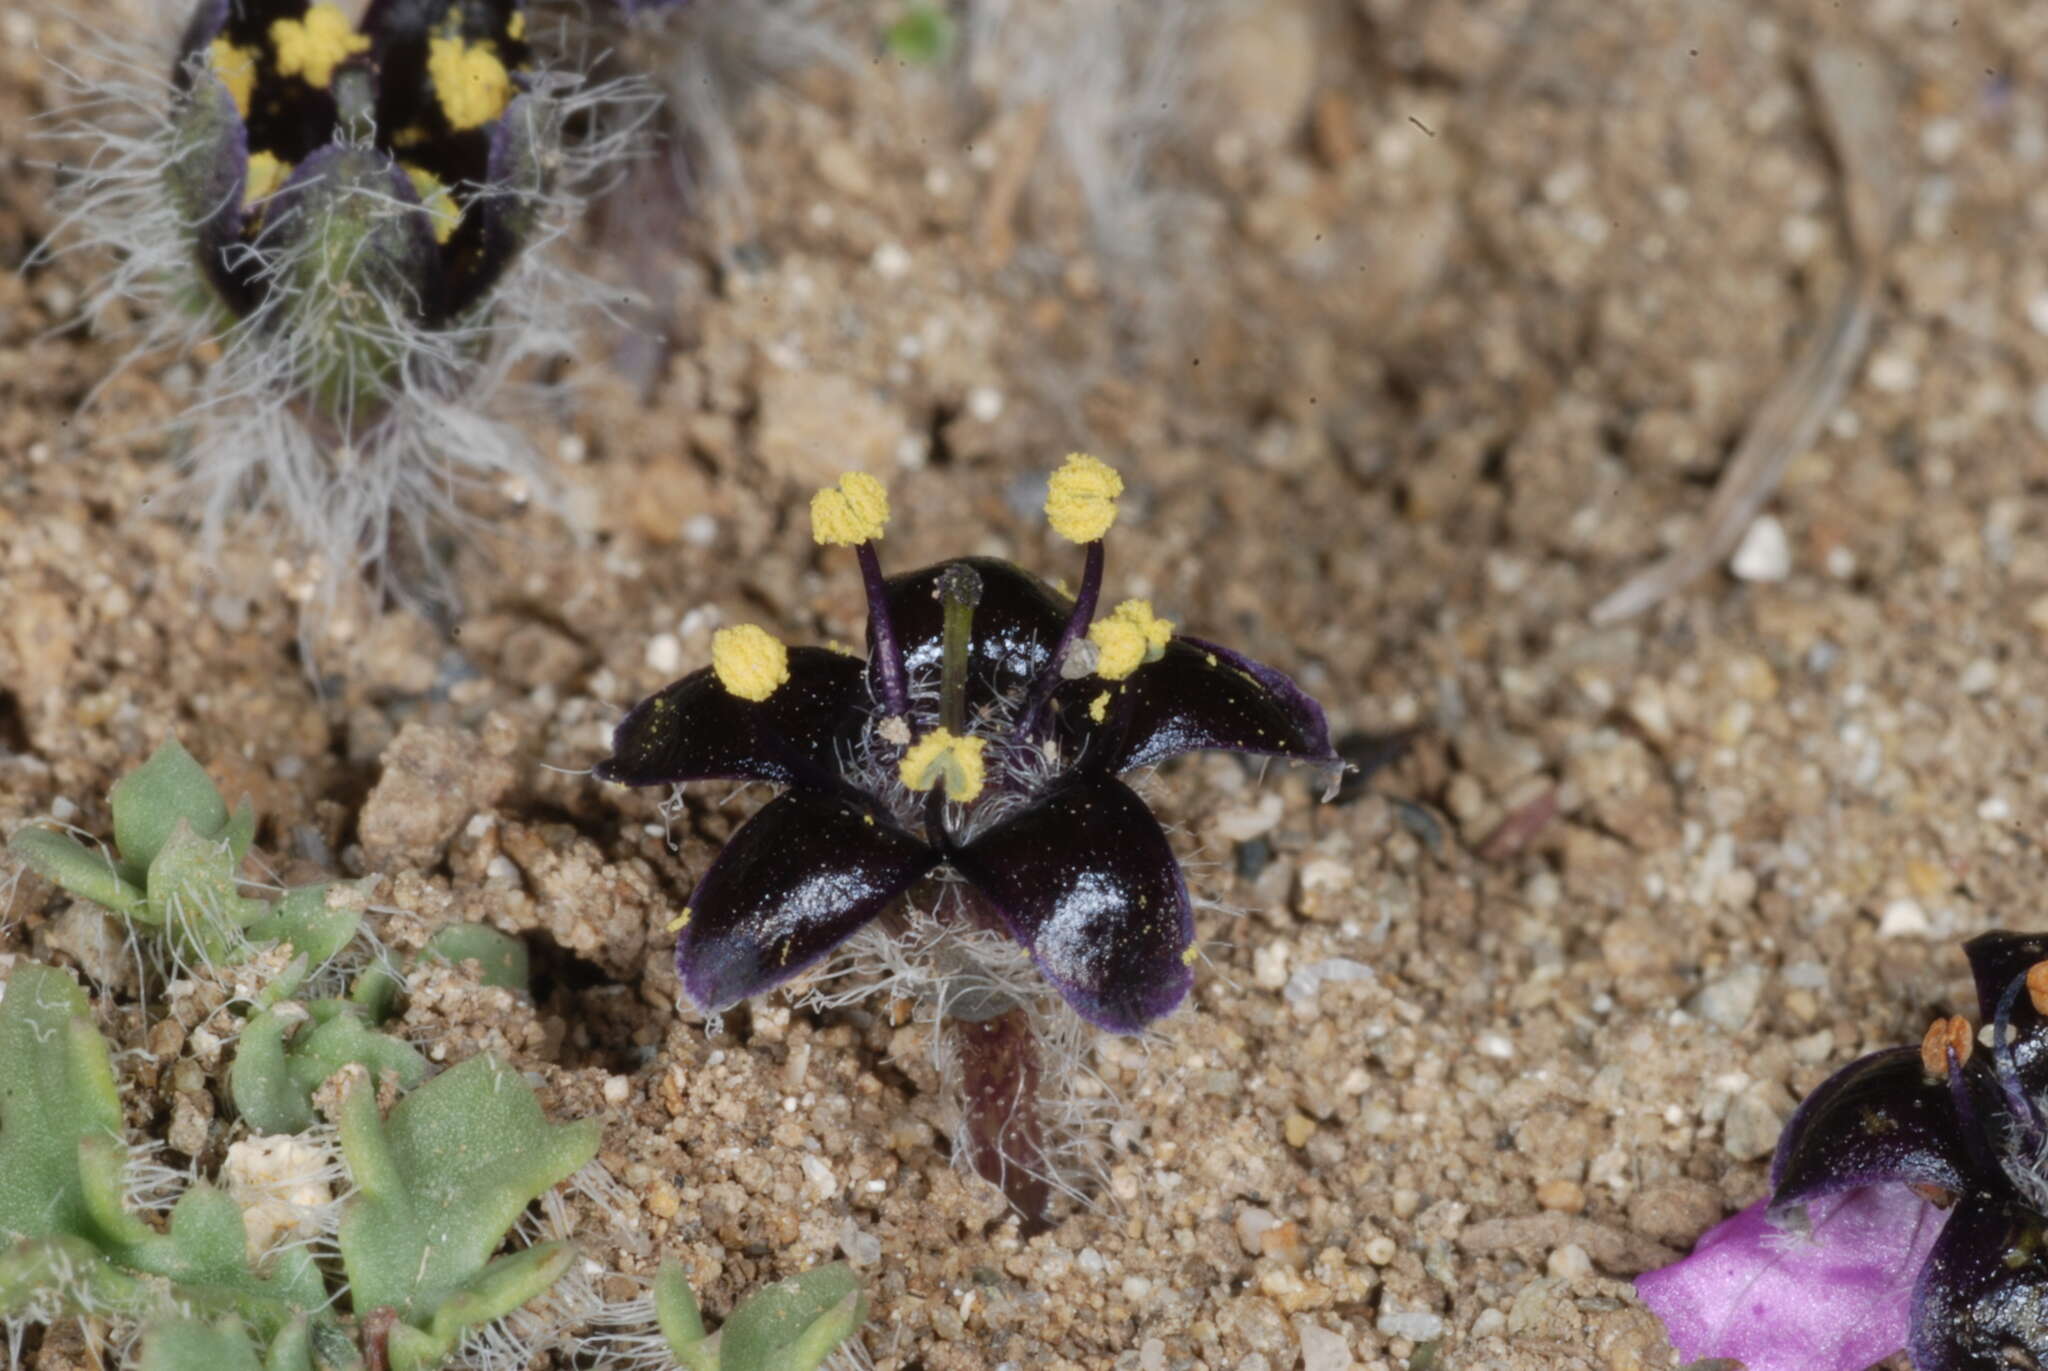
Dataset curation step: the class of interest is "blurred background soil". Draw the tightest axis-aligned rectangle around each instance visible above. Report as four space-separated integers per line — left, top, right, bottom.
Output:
4 0 2048 1367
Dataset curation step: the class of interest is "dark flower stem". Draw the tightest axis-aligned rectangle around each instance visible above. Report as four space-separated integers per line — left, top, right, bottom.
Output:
857 542 910 716
1013 540 1104 740
937 562 982 734
950 1004 1053 1233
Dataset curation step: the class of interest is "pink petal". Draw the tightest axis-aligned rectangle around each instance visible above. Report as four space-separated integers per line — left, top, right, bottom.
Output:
1635 1186 1950 1371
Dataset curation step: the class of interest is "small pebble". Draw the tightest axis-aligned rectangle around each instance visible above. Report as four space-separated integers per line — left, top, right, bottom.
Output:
1878 897 1932 939
1284 1113 1318 1148
1296 1321 1353 1371
1730 514 1791 582
1377 1305 1445 1342
1546 1244 1592 1280
1866 351 1918 394
644 633 683 675
1689 964 1766 1033
1535 1179 1586 1213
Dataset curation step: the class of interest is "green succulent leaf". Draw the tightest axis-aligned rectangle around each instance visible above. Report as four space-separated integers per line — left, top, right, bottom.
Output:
885 3 956 64
233 1002 429 1136
334 1055 598 1343
147 821 266 966
0 963 126 1246
111 740 232 883
350 962 405 1024
385 1242 575 1371
248 884 363 974
116 1185 325 1331
138 1316 267 1371
138 1313 317 1371
652 1260 714 1371
718 1264 867 1371
0 1233 157 1323
7 826 150 920
421 924 529 992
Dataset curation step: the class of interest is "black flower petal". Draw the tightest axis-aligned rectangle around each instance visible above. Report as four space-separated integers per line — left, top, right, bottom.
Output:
359 0 532 189
676 790 937 1015
952 774 1194 1034
886 558 1071 709
1091 635 1338 774
1771 1048 1995 1213
595 647 869 789
430 92 543 324
1966 931 2048 1096
163 76 262 316
1910 1192 2048 1371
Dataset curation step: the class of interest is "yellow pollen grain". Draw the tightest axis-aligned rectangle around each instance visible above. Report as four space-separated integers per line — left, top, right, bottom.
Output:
242 151 291 209
404 166 461 244
1181 945 1198 967
508 10 526 39
1088 690 1111 723
1089 599 1174 681
427 34 513 130
666 907 692 932
1045 452 1124 543
710 624 790 702
270 4 369 90
898 728 987 804
207 38 257 116
810 471 891 546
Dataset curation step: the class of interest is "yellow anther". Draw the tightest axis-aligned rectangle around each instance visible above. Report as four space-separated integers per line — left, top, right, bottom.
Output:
1088 690 1112 723
1045 452 1123 543
208 38 257 116
427 34 513 130
710 624 790 702
810 471 891 546
1088 599 1174 681
243 151 291 209
508 10 526 39
898 728 987 804
404 166 461 244
270 4 369 90
666 907 692 933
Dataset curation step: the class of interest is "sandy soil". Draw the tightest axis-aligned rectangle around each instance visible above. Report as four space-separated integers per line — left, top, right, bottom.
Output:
5 1 2048 1368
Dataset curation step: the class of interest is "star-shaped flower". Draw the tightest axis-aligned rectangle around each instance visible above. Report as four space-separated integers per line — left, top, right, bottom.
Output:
171 0 543 334
1639 931 2048 1371
596 458 1339 1034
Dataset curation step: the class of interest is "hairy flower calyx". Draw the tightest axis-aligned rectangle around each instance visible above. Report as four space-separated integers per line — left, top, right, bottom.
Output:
710 625 790 702
899 728 987 804
811 471 892 546
1045 453 1123 544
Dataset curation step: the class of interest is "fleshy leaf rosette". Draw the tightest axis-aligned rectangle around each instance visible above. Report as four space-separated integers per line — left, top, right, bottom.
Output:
1638 931 2048 1371
596 458 1340 1035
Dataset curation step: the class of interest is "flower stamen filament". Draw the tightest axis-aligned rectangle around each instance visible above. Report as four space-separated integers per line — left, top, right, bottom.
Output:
811 472 910 718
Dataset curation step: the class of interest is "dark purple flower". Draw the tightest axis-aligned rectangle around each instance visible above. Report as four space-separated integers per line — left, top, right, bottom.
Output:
1640 931 2048 1371
169 0 542 331
596 459 1339 1035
